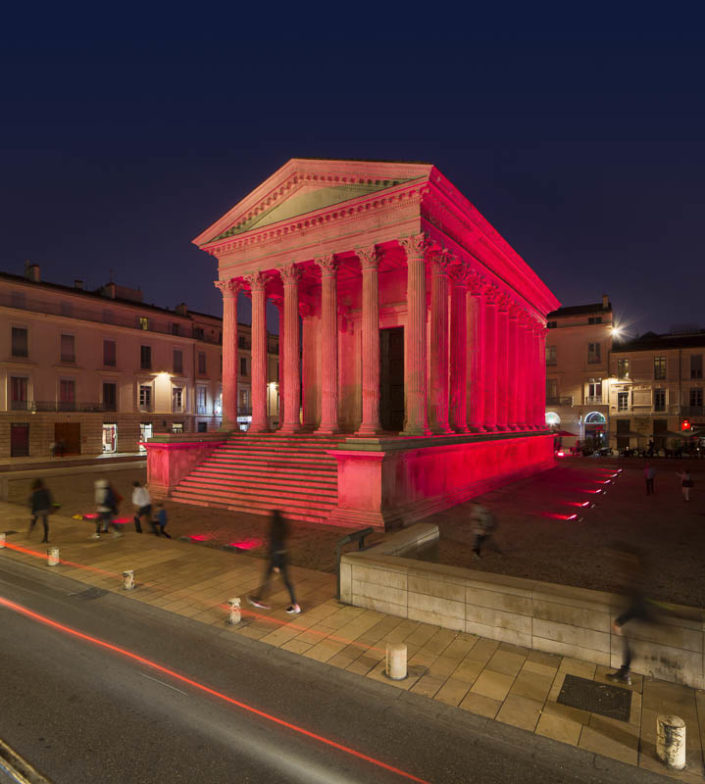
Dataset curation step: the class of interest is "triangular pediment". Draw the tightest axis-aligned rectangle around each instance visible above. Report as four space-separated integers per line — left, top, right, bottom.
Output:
194 158 433 247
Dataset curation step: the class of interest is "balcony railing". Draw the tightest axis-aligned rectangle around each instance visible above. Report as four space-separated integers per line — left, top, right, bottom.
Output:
10 400 31 411
33 401 116 413
546 396 573 407
585 396 603 405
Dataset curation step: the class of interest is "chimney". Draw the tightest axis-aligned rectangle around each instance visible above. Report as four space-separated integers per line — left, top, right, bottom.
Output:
175 303 188 316
602 294 609 310
101 282 117 299
74 279 84 290
24 260 40 283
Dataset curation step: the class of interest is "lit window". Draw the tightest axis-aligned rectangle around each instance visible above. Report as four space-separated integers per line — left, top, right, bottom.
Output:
617 391 629 411
138 317 149 330
654 356 666 380
617 358 630 379
139 384 152 410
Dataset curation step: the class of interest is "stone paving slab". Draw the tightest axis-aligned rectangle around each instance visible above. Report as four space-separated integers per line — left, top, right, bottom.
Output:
1 500 704 781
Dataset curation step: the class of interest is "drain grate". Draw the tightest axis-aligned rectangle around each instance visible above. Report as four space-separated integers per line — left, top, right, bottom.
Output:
70 587 108 601
557 674 632 721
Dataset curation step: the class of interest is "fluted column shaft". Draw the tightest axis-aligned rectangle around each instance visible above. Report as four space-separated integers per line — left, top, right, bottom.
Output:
449 269 469 433
496 304 509 430
281 264 302 433
507 311 519 429
429 253 451 433
535 326 547 428
273 299 284 427
518 321 530 429
467 284 485 431
356 247 382 435
316 256 339 434
246 272 268 433
400 235 429 436
214 278 240 430
482 293 498 431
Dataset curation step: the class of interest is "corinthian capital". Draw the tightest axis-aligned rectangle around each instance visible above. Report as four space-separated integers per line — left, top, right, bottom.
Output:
399 233 431 261
214 278 242 298
315 255 338 276
355 245 379 271
280 262 301 286
244 271 267 293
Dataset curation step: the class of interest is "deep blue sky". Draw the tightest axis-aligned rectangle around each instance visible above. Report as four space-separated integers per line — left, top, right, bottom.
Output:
2 8 704 335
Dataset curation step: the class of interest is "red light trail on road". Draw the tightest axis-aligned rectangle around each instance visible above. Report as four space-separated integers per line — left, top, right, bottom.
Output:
0 596 427 783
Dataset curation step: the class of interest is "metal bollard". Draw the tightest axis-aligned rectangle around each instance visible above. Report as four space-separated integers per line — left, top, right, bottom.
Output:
385 643 407 680
227 597 241 625
0 533 5 549
47 547 60 567
657 714 686 770
122 570 135 590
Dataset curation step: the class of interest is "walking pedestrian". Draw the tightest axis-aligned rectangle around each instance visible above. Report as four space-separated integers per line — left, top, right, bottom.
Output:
93 479 122 539
676 468 694 502
247 510 301 614
131 481 151 534
470 503 501 560
152 502 171 537
28 478 53 543
644 463 655 495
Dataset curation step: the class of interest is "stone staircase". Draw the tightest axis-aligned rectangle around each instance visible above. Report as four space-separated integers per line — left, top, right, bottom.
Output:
170 433 342 524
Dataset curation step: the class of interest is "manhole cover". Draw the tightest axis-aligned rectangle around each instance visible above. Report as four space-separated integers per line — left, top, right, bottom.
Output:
70 587 108 601
557 674 632 721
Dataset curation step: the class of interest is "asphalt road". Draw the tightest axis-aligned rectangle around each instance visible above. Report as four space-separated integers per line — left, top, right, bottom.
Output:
0 558 670 784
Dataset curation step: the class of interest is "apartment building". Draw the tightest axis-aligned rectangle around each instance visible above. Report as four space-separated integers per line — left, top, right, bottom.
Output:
1 264 279 459
544 296 614 450
609 331 705 452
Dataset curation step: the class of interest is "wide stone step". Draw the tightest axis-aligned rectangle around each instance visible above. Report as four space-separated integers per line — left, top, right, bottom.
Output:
170 492 331 523
213 448 338 461
202 458 336 475
177 477 337 502
208 451 337 465
171 485 335 514
187 467 337 487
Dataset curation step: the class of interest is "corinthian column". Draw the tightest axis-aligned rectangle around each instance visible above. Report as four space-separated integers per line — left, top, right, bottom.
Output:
507 307 520 429
271 296 284 428
315 256 339 434
429 250 452 434
356 246 382 435
535 325 548 429
496 298 509 431
482 288 499 431
214 278 241 431
400 234 430 436
245 271 268 433
280 263 302 434
449 263 469 433
517 317 530 430
467 274 486 432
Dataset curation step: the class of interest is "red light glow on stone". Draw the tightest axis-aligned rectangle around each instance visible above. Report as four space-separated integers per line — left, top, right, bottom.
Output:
227 538 263 551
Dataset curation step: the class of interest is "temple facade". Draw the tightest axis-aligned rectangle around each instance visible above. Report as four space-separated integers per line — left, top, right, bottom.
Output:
148 159 561 529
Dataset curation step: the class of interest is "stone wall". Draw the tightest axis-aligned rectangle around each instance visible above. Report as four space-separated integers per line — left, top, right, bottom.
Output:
340 524 705 689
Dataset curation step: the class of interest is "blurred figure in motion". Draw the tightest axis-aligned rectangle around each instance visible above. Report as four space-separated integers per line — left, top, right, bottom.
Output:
607 544 659 686
93 479 122 539
470 503 501 560
247 510 301 614
152 501 171 538
131 480 151 534
28 478 53 544
676 468 693 502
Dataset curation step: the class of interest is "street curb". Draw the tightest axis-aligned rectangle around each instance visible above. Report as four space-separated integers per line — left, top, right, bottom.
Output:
0 738 53 784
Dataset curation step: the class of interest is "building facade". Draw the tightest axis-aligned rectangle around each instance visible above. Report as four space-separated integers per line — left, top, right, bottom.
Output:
0 265 279 458
544 297 614 450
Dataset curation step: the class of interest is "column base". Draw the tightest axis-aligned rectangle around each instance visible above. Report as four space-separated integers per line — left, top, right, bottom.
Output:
314 426 339 436
399 427 432 437
248 423 270 434
280 423 302 435
355 424 383 437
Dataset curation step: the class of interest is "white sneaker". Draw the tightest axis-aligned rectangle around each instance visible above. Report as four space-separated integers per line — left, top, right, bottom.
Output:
286 604 302 615
90 533 101 540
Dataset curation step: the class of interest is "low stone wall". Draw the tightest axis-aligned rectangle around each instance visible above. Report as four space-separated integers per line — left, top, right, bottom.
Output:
145 433 227 498
340 524 705 689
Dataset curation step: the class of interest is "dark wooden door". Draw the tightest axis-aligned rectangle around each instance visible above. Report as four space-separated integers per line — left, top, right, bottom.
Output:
10 424 29 457
380 327 405 432
54 422 81 455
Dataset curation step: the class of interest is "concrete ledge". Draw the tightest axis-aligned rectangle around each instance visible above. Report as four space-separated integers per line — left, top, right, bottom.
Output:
340 524 705 689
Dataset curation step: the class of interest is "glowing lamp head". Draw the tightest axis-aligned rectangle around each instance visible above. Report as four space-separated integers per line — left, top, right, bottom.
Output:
610 325 623 338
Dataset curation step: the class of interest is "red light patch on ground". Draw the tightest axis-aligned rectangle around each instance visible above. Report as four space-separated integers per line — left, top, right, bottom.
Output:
227 538 262 551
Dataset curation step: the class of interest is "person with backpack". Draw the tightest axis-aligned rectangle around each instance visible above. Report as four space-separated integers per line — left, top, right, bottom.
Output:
28 478 53 544
93 479 123 539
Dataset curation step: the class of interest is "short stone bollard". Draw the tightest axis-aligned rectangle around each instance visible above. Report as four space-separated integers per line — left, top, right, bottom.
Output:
385 643 407 680
0 533 5 549
227 598 241 625
122 570 135 591
47 547 60 567
657 715 686 770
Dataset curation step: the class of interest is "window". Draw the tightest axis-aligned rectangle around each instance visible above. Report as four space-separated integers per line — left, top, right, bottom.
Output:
654 389 666 412
546 345 557 366
197 421 208 433
690 354 703 380
171 323 180 336
103 382 117 411
588 316 602 325
617 358 630 379
617 391 629 412
690 388 703 408
103 339 116 367
140 345 151 370
546 378 558 402
173 349 183 375
238 388 250 413
546 321 557 329
138 316 150 330
60 334 75 363
10 377 28 410
587 342 601 364
139 384 152 411
11 327 28 357
193 326 204 340
238 335 250 349
172 386 184 413
654 356 666 380
214 391 222 416
586 380 602 403
196 385 207 414
59 379 75 410
240 356 248 377
172 423 184 434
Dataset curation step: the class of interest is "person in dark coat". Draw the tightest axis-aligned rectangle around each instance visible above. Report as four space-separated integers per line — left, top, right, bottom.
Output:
247 510 301 614
29 478 53 543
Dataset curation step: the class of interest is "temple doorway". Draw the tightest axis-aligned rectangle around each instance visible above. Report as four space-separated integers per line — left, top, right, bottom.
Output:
380 327 404 432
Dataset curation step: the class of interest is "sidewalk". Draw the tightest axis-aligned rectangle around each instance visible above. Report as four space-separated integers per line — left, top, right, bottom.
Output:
1 501 703 781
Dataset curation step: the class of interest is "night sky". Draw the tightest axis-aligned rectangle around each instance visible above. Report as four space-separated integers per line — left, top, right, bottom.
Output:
3 9 704 336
